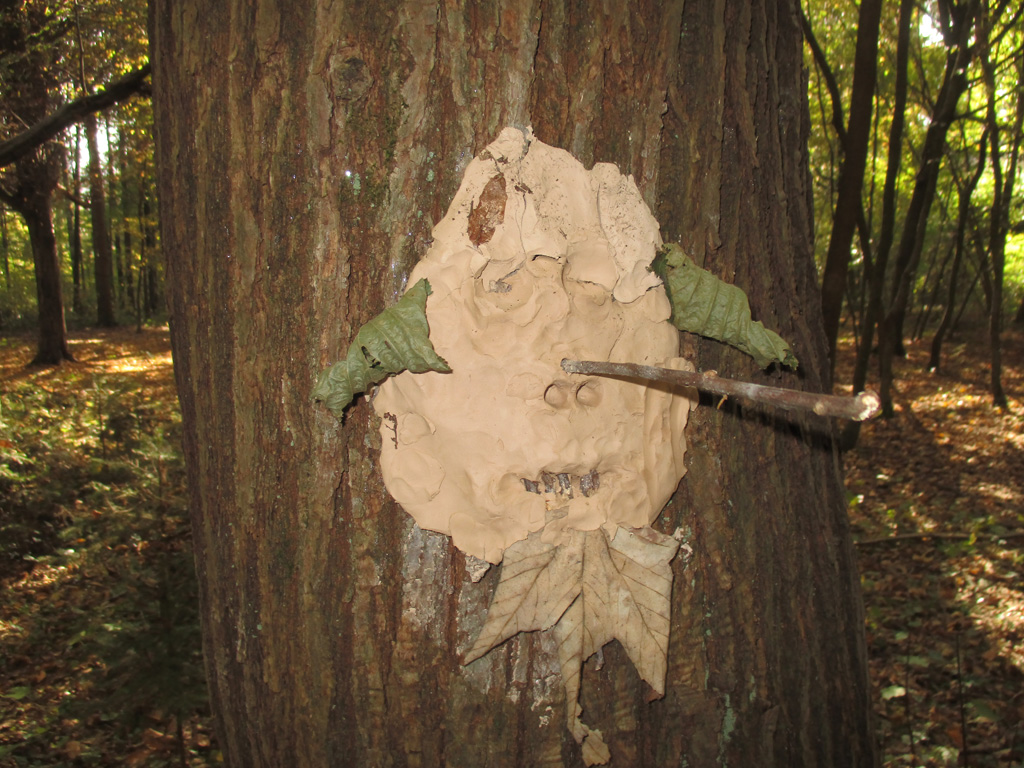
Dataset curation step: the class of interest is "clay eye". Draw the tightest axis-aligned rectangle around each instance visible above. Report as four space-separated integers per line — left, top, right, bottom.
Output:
575 380 602 407
544 382 571 408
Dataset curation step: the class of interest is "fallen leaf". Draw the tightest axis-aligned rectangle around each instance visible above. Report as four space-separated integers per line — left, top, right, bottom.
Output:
880 685 906 700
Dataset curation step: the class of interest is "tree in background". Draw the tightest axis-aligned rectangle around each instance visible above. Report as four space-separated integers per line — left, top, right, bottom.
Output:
0 0 73 363
806 0 1024 421
0 0 150 349
976 8 1024 408
806 0 883 370
70 0 149 327
151 1 876 765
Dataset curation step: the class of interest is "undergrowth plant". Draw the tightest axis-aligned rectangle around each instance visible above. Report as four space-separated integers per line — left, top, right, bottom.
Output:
0 373 209 765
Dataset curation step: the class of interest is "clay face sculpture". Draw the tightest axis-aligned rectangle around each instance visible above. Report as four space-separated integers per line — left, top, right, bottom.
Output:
372 128 695 764
373 127 692 563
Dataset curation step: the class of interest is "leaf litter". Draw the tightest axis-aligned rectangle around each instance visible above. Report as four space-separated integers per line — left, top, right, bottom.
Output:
0 328 214 767
838 325 1024 767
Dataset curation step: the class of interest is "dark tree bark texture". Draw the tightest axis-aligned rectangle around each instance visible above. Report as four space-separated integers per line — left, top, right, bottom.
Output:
150 1 877 766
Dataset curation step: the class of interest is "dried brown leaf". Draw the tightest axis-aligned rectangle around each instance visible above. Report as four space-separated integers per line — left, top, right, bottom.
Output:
467 174 507 246
463 530 583 664
467 524 679 763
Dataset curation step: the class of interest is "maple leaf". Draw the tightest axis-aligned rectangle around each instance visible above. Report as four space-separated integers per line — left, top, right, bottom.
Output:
465 525 680 765
463 529 584 664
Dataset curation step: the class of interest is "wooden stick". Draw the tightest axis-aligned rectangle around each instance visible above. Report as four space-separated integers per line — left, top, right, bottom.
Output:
560 359 881 422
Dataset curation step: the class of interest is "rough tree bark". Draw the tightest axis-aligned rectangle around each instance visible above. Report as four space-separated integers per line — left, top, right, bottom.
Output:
150 1 877 766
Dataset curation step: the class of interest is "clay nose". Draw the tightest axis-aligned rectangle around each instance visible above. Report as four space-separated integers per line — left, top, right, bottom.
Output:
543 379 603 409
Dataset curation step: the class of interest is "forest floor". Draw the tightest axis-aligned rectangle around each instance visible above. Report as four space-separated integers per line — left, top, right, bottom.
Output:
0 324 1022 766
837 324 1024 767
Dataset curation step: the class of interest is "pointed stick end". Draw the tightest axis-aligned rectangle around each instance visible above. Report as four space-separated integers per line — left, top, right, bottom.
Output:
853 390 882 421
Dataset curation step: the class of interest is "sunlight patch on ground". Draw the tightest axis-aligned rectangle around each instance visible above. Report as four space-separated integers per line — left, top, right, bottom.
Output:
959 555 1024 675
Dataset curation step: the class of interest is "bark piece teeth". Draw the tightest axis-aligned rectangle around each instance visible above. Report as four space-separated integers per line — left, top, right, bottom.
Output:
523 471 601 499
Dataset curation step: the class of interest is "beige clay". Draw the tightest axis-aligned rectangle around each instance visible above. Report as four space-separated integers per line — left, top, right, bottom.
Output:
373 127 695 563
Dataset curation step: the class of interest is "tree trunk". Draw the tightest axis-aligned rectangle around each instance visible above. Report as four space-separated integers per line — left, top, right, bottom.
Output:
929 135 987 372
0 157 72 365
841 0 913 452
68 125 85 316
0 206 10 291
978 14 1023 409
143 193 160 316
23 189 72 364
816 0 882 370
877 0 976 416
151 1 876 767
85 112 117 327
0 2 72 364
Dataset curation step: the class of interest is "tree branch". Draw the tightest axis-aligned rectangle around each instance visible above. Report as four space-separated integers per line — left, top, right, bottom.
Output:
561 359 881 421
0 63 151 168
799 6 847 145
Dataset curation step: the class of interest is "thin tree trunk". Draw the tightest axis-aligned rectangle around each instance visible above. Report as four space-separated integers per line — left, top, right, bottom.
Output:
978 23 1022 408
143 192 160 316
912 240 952 342
134 179 145 327
909 183 955 341
929 135 987 371
70 126 85 316
85 112 116 327
877 0 977 416
813 0 883 370
151 1 876 766
121 153 135 311
842 0 914 449
104 117 121 309
0 206 9 291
